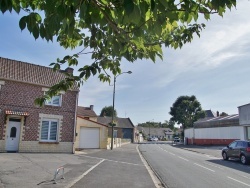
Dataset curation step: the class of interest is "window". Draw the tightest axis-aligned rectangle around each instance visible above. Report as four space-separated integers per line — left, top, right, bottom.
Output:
114 130 118 138
229 141 237 148
45 95 61 106
41 120 58 141
247 127 250 140
236 141 243 148
10 127 17 138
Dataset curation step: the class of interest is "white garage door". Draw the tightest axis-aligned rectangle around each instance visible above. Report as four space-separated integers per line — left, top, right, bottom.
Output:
79 127 100 148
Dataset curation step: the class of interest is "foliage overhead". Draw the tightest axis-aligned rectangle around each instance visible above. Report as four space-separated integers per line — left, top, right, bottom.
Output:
100 105 117 117
0 0 236 104
169 95 205 129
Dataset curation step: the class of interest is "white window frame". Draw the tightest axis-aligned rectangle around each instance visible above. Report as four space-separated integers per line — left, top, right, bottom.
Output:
40 119 59 142
45 95 62 106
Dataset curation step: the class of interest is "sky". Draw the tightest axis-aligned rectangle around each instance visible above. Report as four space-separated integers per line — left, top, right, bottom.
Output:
1 1 250 126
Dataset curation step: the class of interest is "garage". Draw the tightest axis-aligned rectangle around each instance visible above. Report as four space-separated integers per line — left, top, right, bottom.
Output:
79 127 100 148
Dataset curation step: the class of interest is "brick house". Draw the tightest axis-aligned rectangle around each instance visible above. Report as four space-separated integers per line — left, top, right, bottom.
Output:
0 57 79 153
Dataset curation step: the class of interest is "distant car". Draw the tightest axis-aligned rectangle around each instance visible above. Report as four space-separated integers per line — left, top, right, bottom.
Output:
151 137 158 141
147 137 158 141
222 140 250 165
174 137 180 142
147 137 152 141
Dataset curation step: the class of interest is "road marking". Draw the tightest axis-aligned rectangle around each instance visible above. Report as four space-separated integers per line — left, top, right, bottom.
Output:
194 163 215 172
178 156 189 161
66 159 105 188
137 145 163 188
228 177 250 187
82 155 142 166
240 175 250 180
169 152 175 156
203 162 224 170
205 155 220 159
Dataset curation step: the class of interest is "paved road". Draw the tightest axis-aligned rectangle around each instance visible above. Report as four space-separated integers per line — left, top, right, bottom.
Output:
139 143 250 188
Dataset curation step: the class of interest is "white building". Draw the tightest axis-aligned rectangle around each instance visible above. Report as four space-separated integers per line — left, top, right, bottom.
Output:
184 104 250 145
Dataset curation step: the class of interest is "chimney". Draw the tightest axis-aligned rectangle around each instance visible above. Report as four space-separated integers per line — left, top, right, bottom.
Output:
217 111 219 117
65 67 74 74
90 105 94 110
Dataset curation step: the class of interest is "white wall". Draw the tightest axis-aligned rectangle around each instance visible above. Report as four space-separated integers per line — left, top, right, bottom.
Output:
239 104 250 125
194 126 244 139
185 128 194 138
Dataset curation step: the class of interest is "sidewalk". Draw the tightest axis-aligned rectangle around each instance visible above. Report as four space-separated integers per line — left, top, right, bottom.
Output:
0 144 159 188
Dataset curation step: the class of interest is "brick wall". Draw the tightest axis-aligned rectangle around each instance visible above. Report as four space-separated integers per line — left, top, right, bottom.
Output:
193 138 235 145
0 80 78 152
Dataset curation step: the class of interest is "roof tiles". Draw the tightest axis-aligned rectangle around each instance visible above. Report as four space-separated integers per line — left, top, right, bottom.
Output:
77 106 97 117
0 57 75 88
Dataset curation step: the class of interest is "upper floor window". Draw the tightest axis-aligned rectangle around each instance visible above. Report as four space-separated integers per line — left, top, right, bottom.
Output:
45 95 62 106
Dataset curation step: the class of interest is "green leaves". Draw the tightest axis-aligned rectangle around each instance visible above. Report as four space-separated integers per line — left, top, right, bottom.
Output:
19 17 26 30
0 0 237 104
18 13 42 39
124 0 134 15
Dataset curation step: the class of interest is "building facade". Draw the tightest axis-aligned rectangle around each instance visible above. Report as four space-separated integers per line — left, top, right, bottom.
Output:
184 104 250 146
75 106 108 149
238 103 250 140
0 57 78 153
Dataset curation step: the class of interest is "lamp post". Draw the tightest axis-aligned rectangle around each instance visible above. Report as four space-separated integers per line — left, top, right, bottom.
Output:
148 119 154 138
111 71 132 150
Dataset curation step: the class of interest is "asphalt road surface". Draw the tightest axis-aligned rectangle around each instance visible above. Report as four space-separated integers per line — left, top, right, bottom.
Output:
139 143 250 188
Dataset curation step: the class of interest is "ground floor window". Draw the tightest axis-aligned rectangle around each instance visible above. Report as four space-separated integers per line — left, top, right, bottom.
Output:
41 120 58 141
247 127 250 140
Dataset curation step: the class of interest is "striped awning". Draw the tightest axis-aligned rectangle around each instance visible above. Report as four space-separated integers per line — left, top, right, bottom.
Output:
5 110 29 116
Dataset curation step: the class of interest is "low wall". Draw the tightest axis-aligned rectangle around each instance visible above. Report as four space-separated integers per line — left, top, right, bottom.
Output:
0 140 5 152
193 138 235 145
19 141 73 153
107 138 131 149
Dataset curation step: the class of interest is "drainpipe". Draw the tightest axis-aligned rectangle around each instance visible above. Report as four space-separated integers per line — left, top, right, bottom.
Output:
72 91 79 154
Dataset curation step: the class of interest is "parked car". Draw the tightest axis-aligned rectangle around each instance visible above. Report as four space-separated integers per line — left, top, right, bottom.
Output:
221 140 250 165
174 137 180 142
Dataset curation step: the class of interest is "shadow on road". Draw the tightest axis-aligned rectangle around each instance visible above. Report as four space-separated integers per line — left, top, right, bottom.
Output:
206 159 250 173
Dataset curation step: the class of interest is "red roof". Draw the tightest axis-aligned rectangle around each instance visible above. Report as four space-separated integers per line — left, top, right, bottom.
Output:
0 57 77 89
77 106 97 117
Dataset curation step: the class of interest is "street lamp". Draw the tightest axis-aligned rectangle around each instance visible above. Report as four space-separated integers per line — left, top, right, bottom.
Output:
148 119 154 138
111 71 132 150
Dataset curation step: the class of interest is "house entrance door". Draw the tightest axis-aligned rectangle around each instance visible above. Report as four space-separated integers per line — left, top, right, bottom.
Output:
5 119 21 152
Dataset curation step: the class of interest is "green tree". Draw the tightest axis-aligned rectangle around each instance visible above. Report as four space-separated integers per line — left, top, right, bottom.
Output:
169 95 205 129
161 120 175 129
0 1 236 104
168 120 175 130
220 112 228 116
100 106 117 117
